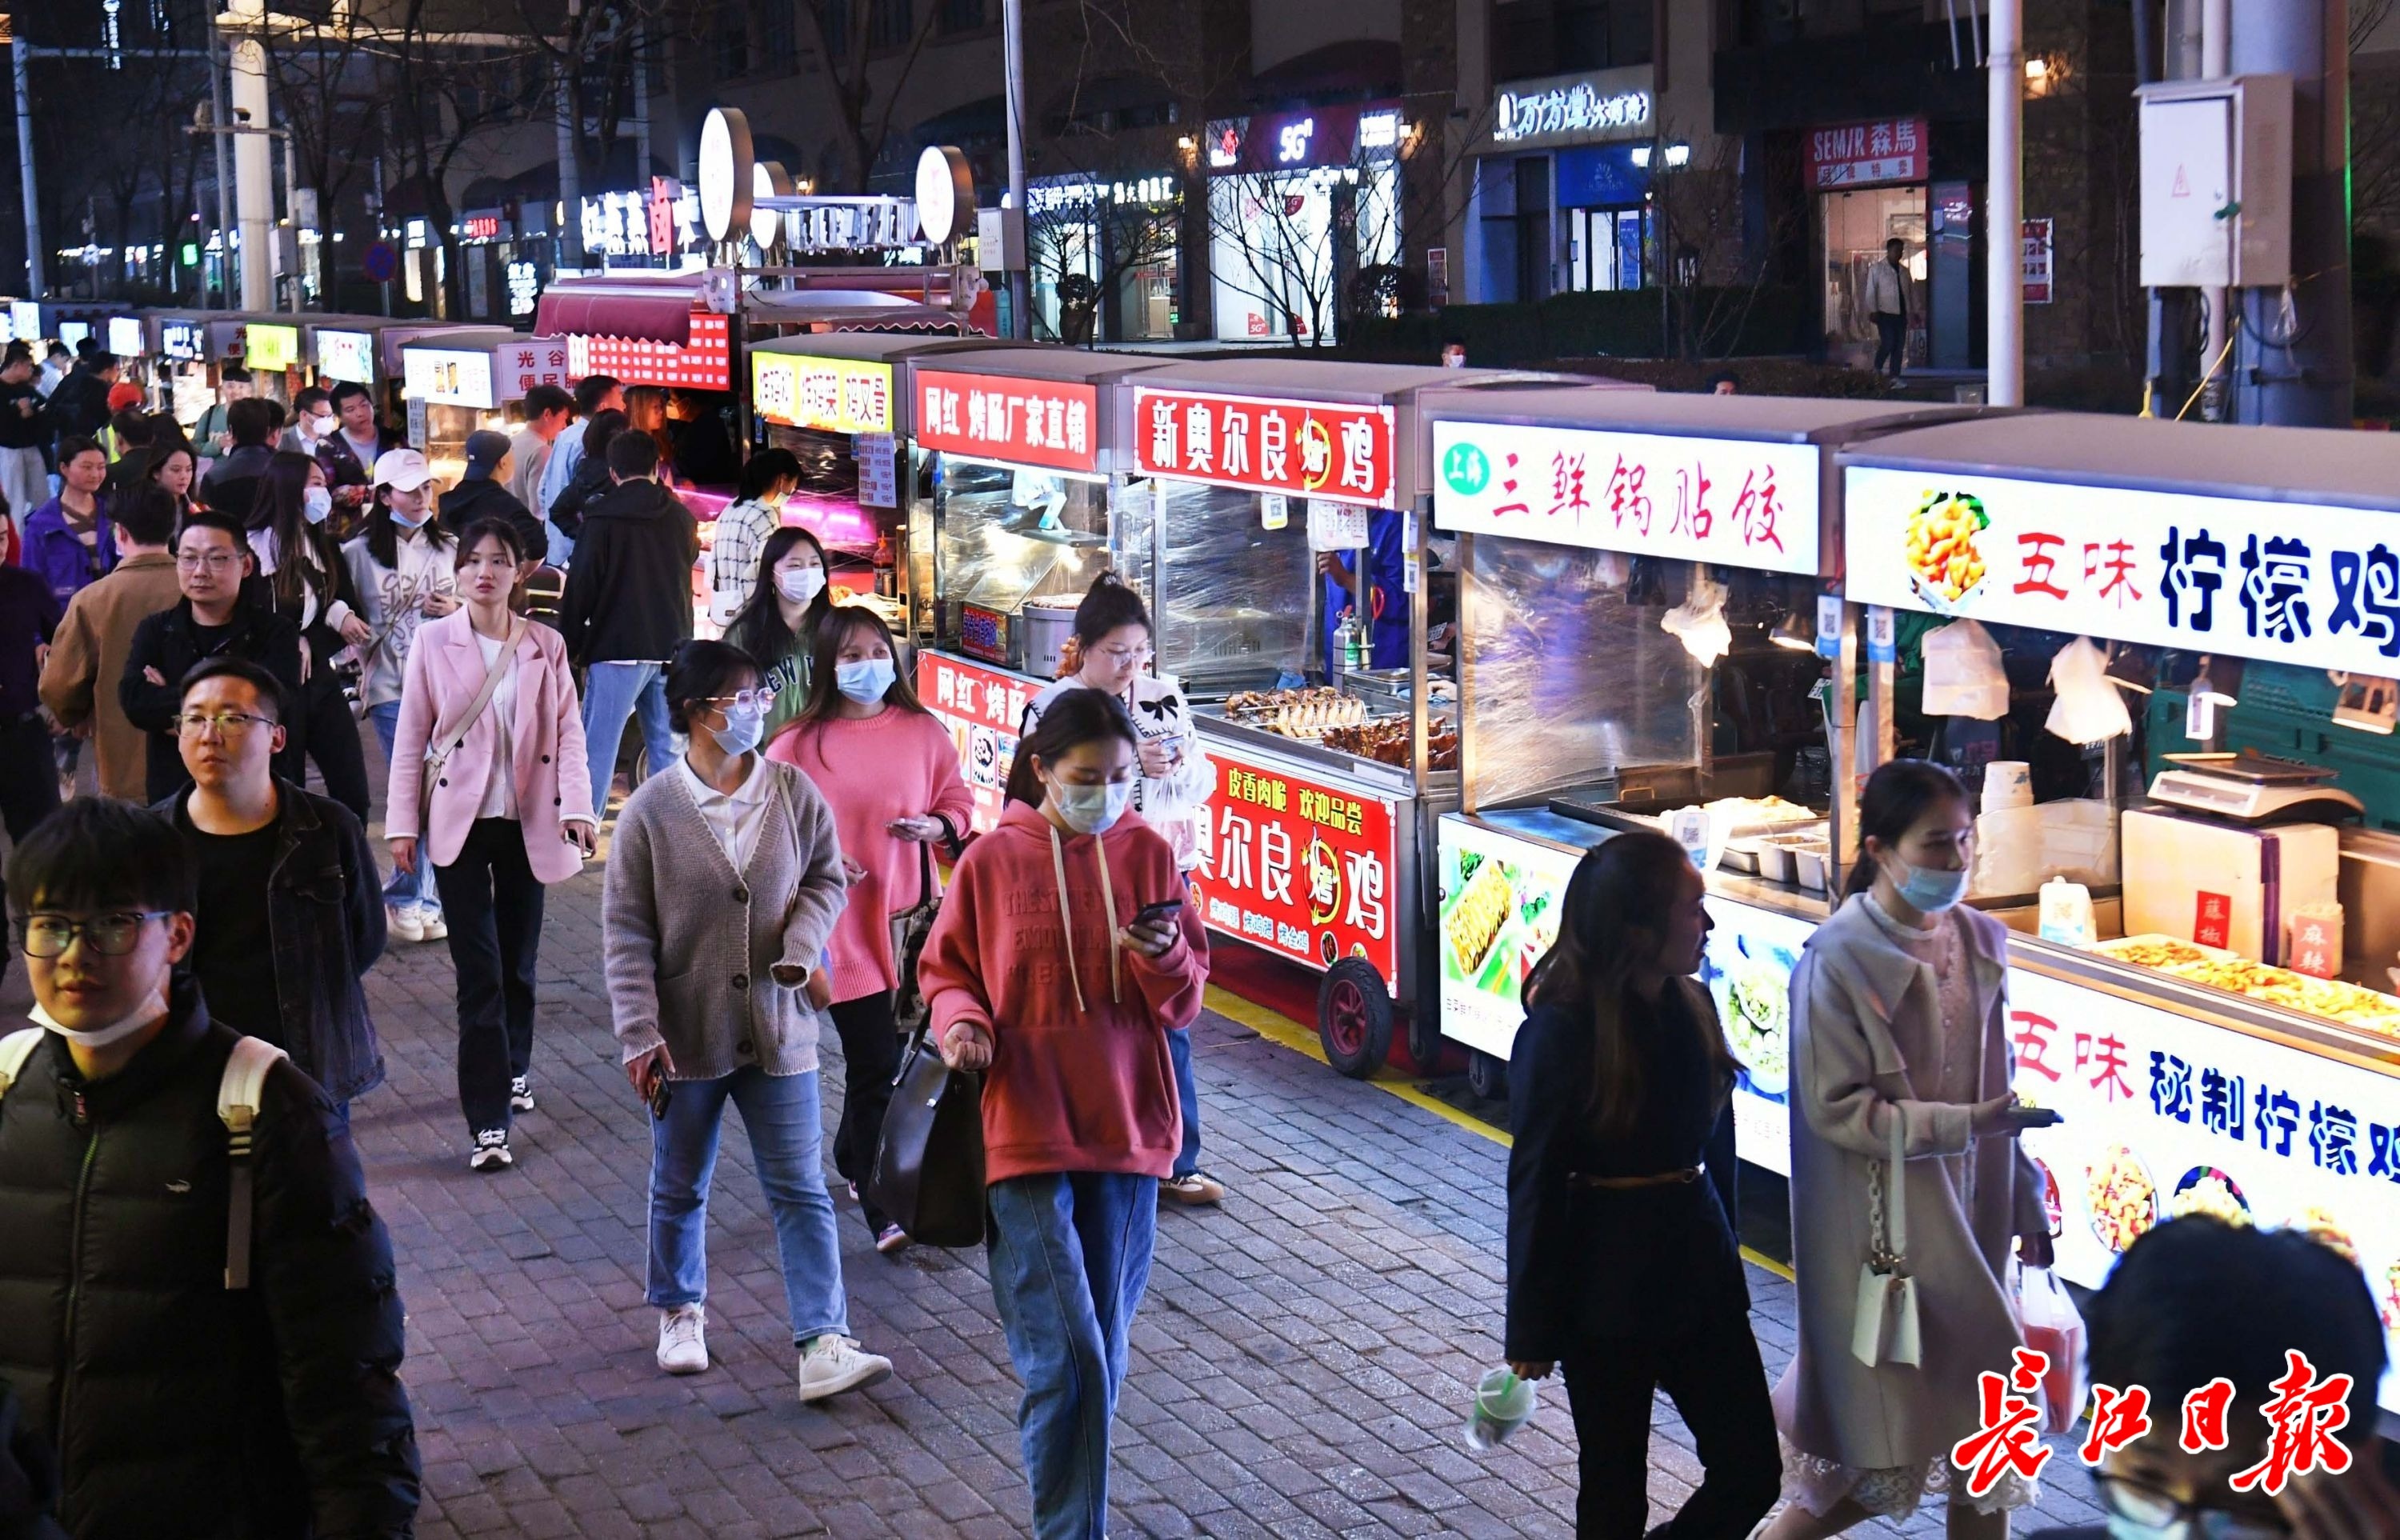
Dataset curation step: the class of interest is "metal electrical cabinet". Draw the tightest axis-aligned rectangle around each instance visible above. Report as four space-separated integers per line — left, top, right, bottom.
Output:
2137 74 2294 288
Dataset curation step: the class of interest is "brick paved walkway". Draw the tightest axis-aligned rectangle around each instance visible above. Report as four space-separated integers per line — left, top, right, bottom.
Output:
2 777 2112 1539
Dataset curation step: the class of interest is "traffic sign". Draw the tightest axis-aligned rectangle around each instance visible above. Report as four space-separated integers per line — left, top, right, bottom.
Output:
362 240 398 283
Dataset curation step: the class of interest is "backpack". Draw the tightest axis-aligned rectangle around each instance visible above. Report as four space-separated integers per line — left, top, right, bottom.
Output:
0 1027 288 1290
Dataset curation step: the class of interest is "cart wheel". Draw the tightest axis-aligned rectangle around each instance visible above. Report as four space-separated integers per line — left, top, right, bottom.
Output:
1466 1048 1509 1102
1404 1007 1445 1074
1317 958 1394 1080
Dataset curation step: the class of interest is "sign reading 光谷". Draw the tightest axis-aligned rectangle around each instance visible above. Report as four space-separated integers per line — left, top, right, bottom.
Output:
1432 419 1823 574
751 353 895 434
915 369 1098 474
1846 464 2400 677
1134 387 1396 506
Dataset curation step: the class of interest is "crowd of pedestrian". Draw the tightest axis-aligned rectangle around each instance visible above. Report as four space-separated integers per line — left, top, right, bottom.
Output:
0 340 2395 1540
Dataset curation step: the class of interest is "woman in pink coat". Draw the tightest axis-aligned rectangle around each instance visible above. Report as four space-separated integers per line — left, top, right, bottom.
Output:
387 516 598 1170
769 606 973 1253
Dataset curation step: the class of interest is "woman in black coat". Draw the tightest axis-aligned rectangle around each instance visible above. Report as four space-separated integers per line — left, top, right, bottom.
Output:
1504 828 1781 1540
243 450 374 822
546 407 626 543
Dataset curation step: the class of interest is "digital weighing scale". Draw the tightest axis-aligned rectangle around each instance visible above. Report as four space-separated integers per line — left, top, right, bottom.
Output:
2147 752 2365 822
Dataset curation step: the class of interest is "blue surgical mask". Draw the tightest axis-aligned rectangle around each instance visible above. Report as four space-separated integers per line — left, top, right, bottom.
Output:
302 486 332 525
1049 777 1134 835
1892 856 1970 914
388 502 427 530
709 705 765 758
835 658 894 705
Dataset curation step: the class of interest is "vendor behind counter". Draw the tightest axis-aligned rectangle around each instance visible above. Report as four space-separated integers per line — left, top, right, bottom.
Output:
1317 508 1407 670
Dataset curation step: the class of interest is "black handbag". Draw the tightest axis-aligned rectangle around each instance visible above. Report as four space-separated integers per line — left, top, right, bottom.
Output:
888 840 942 1035
866 1027 986 1247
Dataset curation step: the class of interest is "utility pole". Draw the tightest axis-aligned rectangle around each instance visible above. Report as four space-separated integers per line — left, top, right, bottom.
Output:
10 35 41 298
1986 0 2024 406
556 54 582 270
1002 0 1030 338
210 34 234 306
222 0 274 310
2230 0 2352 426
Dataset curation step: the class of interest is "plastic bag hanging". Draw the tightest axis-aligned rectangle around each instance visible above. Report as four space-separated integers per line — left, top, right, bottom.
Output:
2046 636 2133 745
1920 618 2010 719
1661 570 1732 667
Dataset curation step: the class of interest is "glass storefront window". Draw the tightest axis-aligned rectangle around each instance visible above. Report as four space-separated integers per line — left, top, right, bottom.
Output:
1566 206 1648 290
1821 186 1926 370
1209 162 1401 343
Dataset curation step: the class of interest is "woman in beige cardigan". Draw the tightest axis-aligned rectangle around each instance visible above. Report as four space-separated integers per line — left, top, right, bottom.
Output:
1766 759 2054 1540
603 638 893 1405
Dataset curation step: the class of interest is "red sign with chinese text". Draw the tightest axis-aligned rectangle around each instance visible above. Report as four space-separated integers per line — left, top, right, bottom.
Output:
915 650 1036 834
1133 388 1396 507
567 311 730 392
1190 737 1400 990
1807 117 1930 190
916 370 1100 474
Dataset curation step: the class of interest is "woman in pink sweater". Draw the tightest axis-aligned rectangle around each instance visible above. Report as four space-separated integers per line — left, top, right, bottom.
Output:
767 606 971 1254
917 687 1208 1540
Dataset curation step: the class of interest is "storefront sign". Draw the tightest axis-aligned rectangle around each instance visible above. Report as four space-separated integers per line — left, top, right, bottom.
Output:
579 185 702 259
856 432 898 508
567 312 731 392
402 347 497 409
506 261 541 318
915 369 1098 474
1133 387 1396 506
1433 420 1824 574
1490 66 1652 147
2023 217 2055 304
159 320 207 362
106 318 142 357
1847 464 2400 676
494 337 570 399
461 210 506 242
1192 742 1402 991
916 651 1033 832
1027 174 1179 214
1807 117 1929 190
2007 963 2400 1413
750 353 895 434
242 322 301 374
1204 102 1403 175
314 328 375 384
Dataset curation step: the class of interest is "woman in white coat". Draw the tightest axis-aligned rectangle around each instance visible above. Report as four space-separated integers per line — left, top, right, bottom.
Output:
1766 758 2054 1540
1020 571 1220 1205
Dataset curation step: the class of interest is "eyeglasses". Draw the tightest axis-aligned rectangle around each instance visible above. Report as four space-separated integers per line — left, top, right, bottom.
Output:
18 910 172 959
175 551 241 572
1093 643 1153 664
2094 1473 2290 1539
174 710 276 738
704 688 778 714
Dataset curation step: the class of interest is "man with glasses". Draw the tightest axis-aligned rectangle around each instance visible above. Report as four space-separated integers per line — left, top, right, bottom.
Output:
118 510 304 801
0 797 420 1537
159 657 386 1111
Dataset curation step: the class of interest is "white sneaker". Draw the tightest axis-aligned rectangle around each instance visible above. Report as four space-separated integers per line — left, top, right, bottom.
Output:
467 1130 513 1172
418 910 449 942
657 1305 708 1375
509 1076 535 1113
797 1334 891 1402
386 905 425 944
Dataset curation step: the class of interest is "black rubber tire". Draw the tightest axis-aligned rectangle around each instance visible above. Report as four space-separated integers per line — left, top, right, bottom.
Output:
1405 1005 1445 1073
1317 958 1394 1079
1466 1048 1509 1102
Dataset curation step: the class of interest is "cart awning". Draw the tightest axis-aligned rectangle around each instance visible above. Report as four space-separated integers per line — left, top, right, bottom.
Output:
535 278 710 344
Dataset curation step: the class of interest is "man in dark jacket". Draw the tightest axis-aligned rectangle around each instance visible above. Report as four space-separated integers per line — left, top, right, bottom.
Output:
198 396 279 526
120 510 305 801
39 354 114 454
160 656 386 1106
0 798 420 1538
317 381 403 534
559 430 697 816
437 429 547 562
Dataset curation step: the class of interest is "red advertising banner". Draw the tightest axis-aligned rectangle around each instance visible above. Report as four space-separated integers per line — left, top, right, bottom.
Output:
916 650 1037 833
1190 738 1401 990
567 311 731 392
917 370 1099 474
1133 387 1396 507
1806 117 1929 190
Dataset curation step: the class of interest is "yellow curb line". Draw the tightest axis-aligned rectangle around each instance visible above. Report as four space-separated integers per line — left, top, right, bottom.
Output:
1203 982 1796 1284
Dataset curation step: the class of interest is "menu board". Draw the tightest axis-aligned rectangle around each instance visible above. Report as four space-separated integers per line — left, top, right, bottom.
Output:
242 323 301 374
315 328 375 383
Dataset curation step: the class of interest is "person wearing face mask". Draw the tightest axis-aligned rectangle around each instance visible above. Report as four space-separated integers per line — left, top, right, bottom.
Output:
726 524 833 739
606 640 897 1402
706 448 803 632
246 450 374 822
918 687 1209 1540
386 518 597 1170
1766 758 2057 1540
769 606 971 1254
344 449 460 943
278 385 334 457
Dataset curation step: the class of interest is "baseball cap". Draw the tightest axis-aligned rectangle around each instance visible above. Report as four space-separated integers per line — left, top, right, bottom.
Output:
107 382 144 412
462 430 511 481
372 447 434 491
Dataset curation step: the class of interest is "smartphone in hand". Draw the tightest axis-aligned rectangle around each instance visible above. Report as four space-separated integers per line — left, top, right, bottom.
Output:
1131 898 1183 927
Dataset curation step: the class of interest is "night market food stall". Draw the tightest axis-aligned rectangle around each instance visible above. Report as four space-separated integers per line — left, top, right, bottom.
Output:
396 328 574 490
1424 390 1982 1139
1836 414 2400 1410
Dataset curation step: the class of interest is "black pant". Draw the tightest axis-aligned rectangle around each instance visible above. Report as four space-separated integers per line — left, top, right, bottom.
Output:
827 990 902 1235
0 713 61 842
298 683 370 825
1559 1304 1781 1540
1872 311 1906 376
438 818 545 1140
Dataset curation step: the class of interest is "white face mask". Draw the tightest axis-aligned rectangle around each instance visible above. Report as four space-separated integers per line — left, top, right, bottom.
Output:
1047 776 1134 836
308 414 336 439
302 486 333 524
777 566 826 605
30 983 170 1049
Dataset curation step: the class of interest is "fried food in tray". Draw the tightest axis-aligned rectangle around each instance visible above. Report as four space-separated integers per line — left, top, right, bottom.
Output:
1222 686 1369 739
1446 859 1512 976
2094 934 2400 1041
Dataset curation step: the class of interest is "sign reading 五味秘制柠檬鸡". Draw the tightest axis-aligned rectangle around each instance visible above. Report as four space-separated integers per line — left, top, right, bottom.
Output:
1431 419 1824 574
1845 463 2400 678
1134 387 1395 507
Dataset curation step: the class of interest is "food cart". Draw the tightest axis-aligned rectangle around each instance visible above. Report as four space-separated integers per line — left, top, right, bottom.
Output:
304 314 426 425
1837 413 2400 1411
147 313 221 425
397 328 573 490
1424 390 1986 1135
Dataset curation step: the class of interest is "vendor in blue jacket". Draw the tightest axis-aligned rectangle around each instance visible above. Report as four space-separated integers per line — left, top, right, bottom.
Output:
1316 507 1408 674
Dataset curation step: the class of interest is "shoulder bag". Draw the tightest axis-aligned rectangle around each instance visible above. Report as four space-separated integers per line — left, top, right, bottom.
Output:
867 1026 986 1247
418 618 522 828
889 838 942 1035
1851 1101 1922 1367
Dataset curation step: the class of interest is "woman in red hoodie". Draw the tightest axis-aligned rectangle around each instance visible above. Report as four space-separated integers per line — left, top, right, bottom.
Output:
917 687 1208 1540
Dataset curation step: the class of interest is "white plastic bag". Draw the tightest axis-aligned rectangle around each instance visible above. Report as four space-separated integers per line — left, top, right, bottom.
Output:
1922 619 2010 719
2046 637 2133 745
1662 572 1732 666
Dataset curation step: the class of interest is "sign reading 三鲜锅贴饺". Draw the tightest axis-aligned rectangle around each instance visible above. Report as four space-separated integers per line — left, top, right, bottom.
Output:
1432 418 1824 574
1134 387 1396 506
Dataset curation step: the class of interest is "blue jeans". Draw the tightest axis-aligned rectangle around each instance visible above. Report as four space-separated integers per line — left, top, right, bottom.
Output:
366 702 440 916
646 1066 850 1345
986 1172 1158 1540
582 660 678 819
1167 1027 1202 1179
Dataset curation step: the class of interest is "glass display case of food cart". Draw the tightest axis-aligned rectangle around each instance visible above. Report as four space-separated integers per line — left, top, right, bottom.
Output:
398 330 572 491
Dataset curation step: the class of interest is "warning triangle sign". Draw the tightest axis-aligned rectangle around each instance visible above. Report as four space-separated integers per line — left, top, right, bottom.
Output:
2172 165 2191 197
